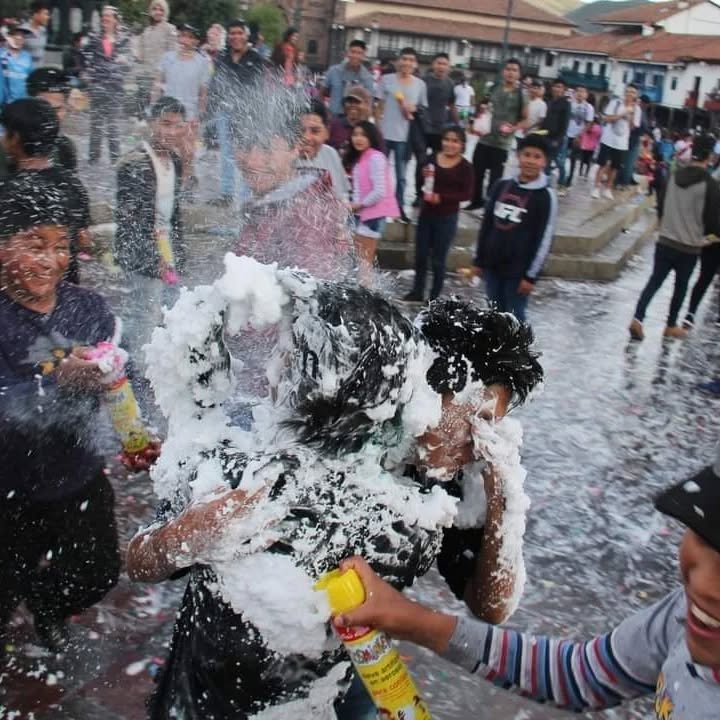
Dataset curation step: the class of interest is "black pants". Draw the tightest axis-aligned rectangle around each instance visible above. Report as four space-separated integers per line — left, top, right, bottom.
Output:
686 242 720 320
471 143 507 206
634 242 698 327
89 91 121 164
0 474 121 631
412 213 459 299
566 141 583 186
579 149 594 177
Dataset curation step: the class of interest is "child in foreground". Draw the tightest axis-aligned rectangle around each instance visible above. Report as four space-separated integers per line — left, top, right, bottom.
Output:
335 444 720 719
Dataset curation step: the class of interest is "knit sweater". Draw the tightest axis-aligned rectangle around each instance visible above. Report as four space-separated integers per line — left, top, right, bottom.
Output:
443 587 720 718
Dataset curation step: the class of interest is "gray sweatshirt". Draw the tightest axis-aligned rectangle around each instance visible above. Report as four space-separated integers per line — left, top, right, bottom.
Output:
443 587 720 718
658 165 720 254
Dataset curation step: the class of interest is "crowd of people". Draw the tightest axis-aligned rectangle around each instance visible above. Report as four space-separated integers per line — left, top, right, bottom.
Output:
1 2 720 719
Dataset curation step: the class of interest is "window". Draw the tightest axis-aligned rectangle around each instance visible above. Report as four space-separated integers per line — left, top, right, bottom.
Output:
545 52 554 67
671 76 678 90
457 41 466 57
307 39 318 55
634 71 645 85
572 60 580 72
599 63 607 77
653 73 663 88
585 61 593 75
622 70 628 83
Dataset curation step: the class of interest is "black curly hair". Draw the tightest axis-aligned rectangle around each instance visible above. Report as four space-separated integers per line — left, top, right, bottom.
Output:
416 298 543 407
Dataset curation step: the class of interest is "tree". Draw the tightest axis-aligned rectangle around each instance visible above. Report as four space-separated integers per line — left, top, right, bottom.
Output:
246 3 286 47
168 0 242 31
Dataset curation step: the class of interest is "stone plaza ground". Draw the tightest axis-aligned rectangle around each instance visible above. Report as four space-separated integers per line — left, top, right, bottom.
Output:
1 124 719 719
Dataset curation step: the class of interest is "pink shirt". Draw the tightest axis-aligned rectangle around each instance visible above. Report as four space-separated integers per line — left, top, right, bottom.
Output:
580 124 602 152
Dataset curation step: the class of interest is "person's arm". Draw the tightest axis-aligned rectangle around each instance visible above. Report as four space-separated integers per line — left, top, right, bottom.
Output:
127 486 267 583
435 161 473 205
473 179 503 270
560 100 571 138
515 96 529 132
337 557 674 712
702 176 720 237
524 186 558 286
198 58 211 116
602 99 624 123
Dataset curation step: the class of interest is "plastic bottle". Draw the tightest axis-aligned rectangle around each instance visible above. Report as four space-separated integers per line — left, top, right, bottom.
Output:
422 163 435 201
83 342 153 455
315 568 432 720
156 229 179 285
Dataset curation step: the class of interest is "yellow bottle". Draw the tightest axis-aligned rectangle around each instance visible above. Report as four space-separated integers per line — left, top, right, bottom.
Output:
105 376 153 454
315 569 432 720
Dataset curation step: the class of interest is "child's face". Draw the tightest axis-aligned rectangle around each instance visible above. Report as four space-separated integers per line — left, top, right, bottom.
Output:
235 136 298 194
441 131 463 157
679 529 720 667
351 127 370 153
518 147 546 182
416 385 511 475
299 113 328 159
9 31 26 51
178 30 198 52
0 225 70 303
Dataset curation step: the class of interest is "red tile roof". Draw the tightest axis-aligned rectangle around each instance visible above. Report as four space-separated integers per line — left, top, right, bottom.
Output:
349 0 575 26
615 31 720 62
346 13 570 46
540 31 630 54
593 0 704 26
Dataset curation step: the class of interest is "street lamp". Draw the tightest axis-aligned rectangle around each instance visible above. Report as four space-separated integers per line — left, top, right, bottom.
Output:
501 0 515 62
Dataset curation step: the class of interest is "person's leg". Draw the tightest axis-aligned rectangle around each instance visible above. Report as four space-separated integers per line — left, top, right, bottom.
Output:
393 141 409 214
88 95 103 163
685 243 720 324
0 501 31 634
471 142 490 206
504 278 529 322
666 251 698 328
106 97 120 164
623 137 641 186
430 214 458 299
555 137 569 186
26 475 120 628
216 114 236 200
567 142 579 186
484 268 505 311
488 147 508 189
634 243 675 322
410 214 432 298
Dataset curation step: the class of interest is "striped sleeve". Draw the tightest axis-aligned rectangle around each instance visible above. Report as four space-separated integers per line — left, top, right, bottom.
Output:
442 590 684 712
526 187 557 281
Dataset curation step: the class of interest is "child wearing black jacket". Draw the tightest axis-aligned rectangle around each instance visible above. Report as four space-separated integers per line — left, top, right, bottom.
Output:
473 133 557 322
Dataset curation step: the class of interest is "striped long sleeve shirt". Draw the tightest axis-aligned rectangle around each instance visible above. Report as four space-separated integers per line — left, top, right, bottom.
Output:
442 587 720 718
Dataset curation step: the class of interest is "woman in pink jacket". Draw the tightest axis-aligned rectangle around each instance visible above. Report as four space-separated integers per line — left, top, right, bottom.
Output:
345 121 400 284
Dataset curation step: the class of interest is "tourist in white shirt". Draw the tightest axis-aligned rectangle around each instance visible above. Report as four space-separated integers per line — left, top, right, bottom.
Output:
592 84 640 200
526 80 547 132
454 79 475 122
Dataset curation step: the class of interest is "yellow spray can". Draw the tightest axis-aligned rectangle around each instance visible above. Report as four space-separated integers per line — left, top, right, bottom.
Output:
315 569 432 720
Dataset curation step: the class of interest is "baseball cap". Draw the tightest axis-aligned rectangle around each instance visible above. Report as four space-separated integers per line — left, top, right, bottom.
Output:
655 443 720 552
343 86 371 104
177 23 201 39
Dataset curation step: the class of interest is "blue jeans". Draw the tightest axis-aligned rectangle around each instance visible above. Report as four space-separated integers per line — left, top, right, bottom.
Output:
634 242 698 327
386 139 409 213
484 270 529 322
622 135 641 186
549 136 569 186
215 114 250 200
413 213 459 299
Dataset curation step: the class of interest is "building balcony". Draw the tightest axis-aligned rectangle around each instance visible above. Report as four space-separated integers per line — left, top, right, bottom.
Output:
636 85 663 104
377 47 451 64
469 57 539 76
558 69 608 92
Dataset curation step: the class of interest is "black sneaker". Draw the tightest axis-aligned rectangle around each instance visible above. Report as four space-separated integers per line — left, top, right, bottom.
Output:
35 617 69 653
398 212 412 224
209 195 234 207
402 291 423 302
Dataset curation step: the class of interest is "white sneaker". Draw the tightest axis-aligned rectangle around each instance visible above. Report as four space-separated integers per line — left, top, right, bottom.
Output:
602 188 614 200
591 187 600 199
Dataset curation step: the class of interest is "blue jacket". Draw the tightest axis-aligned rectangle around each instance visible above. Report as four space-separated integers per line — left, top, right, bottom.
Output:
474 173 557 282
0 49 33 104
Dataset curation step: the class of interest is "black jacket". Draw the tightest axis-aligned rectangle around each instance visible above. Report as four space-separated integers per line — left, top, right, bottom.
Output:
207 48 268 116
542 96 571 143
114 144 185 277
83 33 131 97
475 174 557 281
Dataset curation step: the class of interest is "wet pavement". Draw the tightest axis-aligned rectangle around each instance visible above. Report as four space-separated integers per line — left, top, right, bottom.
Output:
1 120 719 719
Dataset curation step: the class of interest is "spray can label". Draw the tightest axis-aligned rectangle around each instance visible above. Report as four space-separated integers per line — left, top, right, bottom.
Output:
106 377 151 454
336 625 432 720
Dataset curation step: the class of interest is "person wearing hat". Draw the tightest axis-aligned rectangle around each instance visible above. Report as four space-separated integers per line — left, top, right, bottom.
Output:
331 443 720 719
327 85 385 162
0 173 123 652
630 133 720 341
0 24 34 105
156 22 210 194
323 39 374 117
136 0 176 120
473 132 557 323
